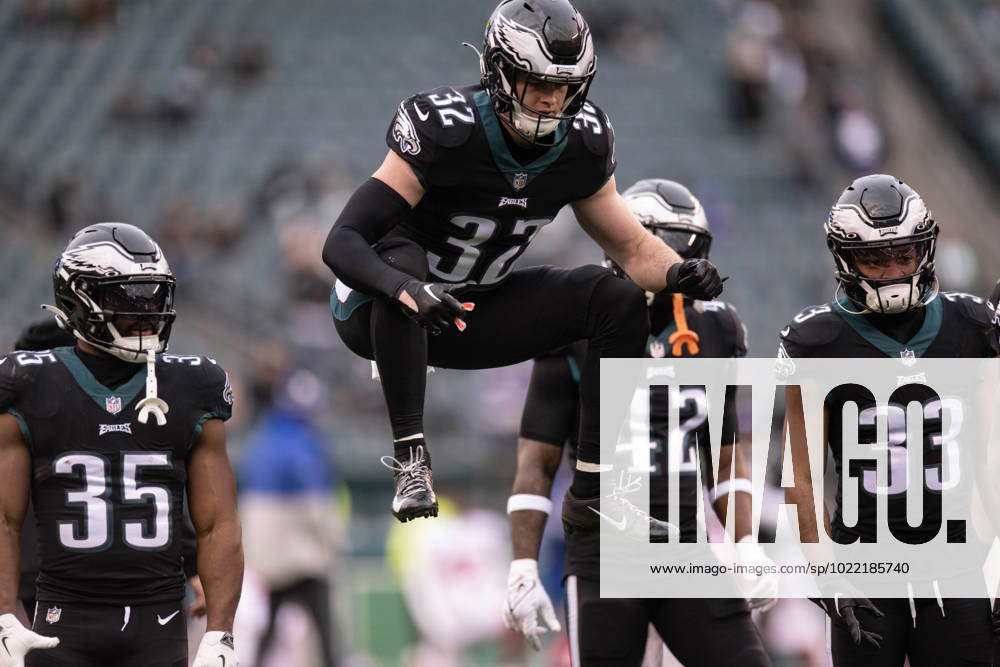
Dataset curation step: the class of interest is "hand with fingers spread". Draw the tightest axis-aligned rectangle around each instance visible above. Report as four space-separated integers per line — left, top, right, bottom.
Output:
0 613 59 667
396 279 474 334
502 559 561 651
665 258 725 301
811 596 884 648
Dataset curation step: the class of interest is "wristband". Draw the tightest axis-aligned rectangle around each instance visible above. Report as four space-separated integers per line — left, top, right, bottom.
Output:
709 478 752 502
507 494 552 515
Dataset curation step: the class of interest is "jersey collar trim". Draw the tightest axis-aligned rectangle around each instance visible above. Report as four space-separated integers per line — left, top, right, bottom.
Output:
831 297 943 358
474 90 569 190
53 346 148 411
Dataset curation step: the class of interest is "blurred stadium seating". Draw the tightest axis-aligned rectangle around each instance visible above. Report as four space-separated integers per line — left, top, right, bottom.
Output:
2 1 999 664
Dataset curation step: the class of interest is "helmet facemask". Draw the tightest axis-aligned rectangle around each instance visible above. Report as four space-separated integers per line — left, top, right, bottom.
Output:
57 274 177 362
829 232 938 315
648 224 713 262
825 174 940 316
486 50 592 144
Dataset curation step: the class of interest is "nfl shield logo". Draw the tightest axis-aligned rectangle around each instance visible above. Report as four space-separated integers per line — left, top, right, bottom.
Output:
512 172 528 190
900 348 916 367
46 606 61 624
105 395 122 414
649 341 666 358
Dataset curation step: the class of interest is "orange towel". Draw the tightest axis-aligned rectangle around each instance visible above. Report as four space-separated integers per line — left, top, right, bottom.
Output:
667 293 700 356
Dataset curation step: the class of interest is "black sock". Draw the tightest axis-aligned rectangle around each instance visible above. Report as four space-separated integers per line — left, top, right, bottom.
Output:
370 294 429 458
393 437 431 467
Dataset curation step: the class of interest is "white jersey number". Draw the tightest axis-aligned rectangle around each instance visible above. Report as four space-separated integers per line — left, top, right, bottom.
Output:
54 453 173 552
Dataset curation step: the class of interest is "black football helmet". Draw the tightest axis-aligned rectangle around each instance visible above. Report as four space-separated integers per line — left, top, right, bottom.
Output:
44 223 176 362
480 0 596 144
604 179 713 305
622 179 712 260
825 174 938 314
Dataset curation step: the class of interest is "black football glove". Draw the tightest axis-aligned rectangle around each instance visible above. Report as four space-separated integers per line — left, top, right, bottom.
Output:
396 279 473 335
991 598 1000 635
810 596 884 648
665 258 725 301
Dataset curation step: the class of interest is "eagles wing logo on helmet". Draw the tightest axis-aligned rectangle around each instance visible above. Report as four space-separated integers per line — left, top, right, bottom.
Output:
61 244 126 277
493 13 542 70
391 103 421 156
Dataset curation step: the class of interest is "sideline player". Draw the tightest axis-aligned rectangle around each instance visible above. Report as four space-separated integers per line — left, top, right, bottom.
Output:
323 0 725 526
0 223 242 667
781 175 1000 666
503 180 773 666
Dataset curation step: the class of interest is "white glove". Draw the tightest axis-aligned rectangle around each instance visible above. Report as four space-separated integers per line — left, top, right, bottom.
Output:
502 559 561 651
0 613 59 667
192 631 238 667
736 537 779 612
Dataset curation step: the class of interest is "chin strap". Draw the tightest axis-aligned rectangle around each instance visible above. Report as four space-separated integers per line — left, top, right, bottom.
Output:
41 304 71 329
136 353 169 426
668 293 700 356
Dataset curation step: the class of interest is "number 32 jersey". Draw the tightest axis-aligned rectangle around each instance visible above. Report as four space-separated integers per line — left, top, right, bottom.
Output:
385 82 616 286
0 347 233 605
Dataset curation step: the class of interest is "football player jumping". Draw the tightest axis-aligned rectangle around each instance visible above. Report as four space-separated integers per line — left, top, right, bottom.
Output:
781 175 1000 666
323 0 724 527
503 180 773 666
0 224 242 667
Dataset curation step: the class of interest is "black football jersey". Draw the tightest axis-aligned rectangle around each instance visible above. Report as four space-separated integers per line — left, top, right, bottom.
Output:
646 300 746 540
528 300 747 578
987 279 1000 349
386 83 615 286
0 347 233 605
777 293 997 544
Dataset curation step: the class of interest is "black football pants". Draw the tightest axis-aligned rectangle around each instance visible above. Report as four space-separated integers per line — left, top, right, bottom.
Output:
26 600 187 667
565 575 771 667
830 597 999 666
334 237 648 470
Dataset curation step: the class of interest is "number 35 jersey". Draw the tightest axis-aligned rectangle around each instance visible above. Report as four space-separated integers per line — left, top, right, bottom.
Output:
0 347 233 605
385 83 616 286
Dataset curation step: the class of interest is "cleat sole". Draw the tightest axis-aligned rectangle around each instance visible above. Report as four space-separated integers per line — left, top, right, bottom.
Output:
393 505 439 523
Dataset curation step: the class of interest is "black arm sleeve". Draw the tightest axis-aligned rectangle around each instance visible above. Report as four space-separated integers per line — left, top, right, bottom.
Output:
322 177 415 300
519 346 581 447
